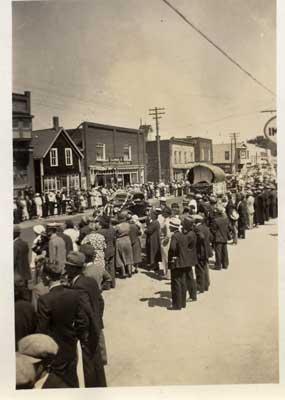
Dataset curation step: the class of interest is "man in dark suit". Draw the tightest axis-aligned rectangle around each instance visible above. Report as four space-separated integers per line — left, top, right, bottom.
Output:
37 262 89 388
14 276 36 348
64 251 107 388
168 218 187 310
236 193 247 239
211 208 230 270
193 214 213 293
145 210 161 272
14 225 31 285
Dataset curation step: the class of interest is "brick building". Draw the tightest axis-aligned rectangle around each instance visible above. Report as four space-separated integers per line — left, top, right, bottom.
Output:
146 138 195 182
68 122 146 188
13 91 34 194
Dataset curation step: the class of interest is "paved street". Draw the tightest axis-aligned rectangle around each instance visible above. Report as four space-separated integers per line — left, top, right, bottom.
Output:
102 220 278 386
19 211 278 386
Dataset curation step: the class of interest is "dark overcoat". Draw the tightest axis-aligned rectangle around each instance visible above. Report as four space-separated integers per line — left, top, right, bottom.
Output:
145 220 161 265
269 189 278 219
129 222 142 265
37 285 89 388
255 194 265 224
168 230 197 268
14 238 31 281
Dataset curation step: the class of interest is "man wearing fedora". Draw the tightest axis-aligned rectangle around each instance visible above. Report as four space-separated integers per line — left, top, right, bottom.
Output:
64 251 107 387
37 262 89 388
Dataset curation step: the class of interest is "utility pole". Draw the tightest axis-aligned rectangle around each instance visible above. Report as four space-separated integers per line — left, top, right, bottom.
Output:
149 107 165 182
229 132 240 174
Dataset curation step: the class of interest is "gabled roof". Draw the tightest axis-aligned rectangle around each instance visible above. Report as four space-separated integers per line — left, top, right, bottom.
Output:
32 128 84 159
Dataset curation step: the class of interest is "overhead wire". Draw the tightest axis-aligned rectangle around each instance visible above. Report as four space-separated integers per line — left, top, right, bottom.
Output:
161 0 276 97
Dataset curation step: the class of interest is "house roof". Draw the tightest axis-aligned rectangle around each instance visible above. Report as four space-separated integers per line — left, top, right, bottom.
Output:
32 128 84 159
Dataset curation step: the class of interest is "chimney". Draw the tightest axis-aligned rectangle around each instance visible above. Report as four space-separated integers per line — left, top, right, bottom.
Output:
53 116 59 131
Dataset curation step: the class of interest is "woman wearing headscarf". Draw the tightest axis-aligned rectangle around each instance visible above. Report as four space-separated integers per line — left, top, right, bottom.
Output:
114 211 134 278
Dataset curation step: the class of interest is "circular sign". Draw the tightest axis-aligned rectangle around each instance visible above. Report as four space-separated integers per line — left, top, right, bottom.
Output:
264 115 277 143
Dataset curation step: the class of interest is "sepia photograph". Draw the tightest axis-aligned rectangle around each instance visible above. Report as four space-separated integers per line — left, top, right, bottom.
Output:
7 0 281 392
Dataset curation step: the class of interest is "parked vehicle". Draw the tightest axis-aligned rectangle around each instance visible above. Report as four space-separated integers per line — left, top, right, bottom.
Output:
127 191 149 222
186 163 226 195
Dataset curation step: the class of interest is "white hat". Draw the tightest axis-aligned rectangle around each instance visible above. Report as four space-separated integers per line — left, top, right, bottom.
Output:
33 225 46 235
160 197 166 202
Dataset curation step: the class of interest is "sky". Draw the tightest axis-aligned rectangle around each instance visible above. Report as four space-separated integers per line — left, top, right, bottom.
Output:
12 0 276 143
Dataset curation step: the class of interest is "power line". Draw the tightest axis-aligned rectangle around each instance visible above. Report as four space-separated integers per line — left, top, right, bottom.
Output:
161 0 276 97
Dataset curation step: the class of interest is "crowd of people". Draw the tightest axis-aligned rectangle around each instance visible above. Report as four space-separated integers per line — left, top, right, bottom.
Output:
13 181 194 223
14 169 278 389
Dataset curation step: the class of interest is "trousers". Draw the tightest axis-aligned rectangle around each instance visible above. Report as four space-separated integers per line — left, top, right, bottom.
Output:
170 268 187 309
215 243 229 269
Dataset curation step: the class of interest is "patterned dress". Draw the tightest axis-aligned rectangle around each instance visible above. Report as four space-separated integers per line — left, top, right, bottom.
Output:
81 232 106 268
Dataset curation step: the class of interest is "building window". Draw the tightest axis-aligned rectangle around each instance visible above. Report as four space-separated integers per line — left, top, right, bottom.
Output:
50 148 58 167
96 143 105 161
123 145 132 161
65 148 73 166
184 152 187 163
44 176 57 191
201 148 205 161
225 151 230 161
246 151 249 159
179 152 181 163
174 151 177 164
208 149 211 161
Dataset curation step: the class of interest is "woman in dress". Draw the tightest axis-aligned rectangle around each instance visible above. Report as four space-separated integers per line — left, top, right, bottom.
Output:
128 214 142 274
81 218 106 269
114 211 133 278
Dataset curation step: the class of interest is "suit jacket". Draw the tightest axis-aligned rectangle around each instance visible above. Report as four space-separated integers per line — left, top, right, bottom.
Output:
72 275 104 354
37 285 89 387
237 201 247 228
168 230 197 268
15 300 37 348
195 223 213 261
145 219 161 265
14 237 31 280
212 216 230 243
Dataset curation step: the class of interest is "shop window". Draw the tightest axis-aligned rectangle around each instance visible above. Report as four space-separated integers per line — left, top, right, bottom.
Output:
96 143 105 161
50 148 58 167
65 148 73 166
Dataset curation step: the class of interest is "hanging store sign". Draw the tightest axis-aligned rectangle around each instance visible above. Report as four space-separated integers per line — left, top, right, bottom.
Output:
264 115 277 143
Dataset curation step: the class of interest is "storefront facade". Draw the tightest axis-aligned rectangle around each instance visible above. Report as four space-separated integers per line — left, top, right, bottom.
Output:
68 121 146 188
